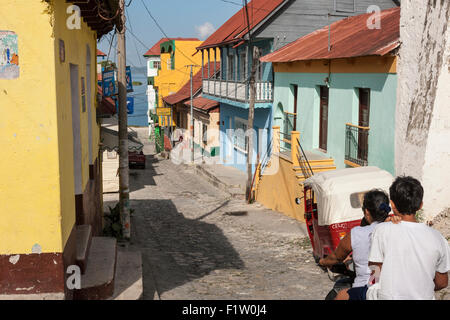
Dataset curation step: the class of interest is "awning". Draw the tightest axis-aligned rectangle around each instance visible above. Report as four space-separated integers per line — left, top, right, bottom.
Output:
100 127 144 153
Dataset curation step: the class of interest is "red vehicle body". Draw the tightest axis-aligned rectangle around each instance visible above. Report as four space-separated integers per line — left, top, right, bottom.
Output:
128 151 146 169
304 186 362 261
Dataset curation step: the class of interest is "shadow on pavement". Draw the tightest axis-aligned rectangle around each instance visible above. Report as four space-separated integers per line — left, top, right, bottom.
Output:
129 153 162 192
104 199 244 300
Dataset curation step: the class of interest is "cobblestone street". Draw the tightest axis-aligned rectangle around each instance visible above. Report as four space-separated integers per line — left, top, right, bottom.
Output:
104 129 333 300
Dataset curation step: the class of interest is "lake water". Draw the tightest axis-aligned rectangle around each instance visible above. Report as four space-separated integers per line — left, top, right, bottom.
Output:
128 68 149 127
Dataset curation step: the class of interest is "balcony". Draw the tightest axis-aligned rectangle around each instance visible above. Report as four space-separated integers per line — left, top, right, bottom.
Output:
345 123 369 167
202 79 273 103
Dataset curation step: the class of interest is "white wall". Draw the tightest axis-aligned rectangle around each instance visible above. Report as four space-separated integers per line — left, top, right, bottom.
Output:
395 0 450 220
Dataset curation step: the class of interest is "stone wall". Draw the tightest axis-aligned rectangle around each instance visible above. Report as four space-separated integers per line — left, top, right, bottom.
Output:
395 0 450 220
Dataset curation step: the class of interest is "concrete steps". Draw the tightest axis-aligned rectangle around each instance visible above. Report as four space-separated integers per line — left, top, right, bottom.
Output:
194 164 246 198
294 160 337 183
76 225 92 274
73 237 117 300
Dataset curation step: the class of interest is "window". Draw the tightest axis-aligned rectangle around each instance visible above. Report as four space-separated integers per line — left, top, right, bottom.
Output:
202 123 208 145
167 58 172 70
153 61 161 69
234 117 248 151
334 0 355 13
239 51 247 81
228 53 234 80
319 86 329 151
81 77 86 112
255 47 263 81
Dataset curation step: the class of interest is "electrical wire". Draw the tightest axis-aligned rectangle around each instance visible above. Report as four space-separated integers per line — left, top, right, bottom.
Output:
139 0 200 66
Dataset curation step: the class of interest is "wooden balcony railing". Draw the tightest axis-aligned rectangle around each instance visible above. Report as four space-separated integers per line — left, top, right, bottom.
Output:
202 78 273 103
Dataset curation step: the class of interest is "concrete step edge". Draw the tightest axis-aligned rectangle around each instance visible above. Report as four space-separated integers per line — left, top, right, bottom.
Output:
76 225 92 274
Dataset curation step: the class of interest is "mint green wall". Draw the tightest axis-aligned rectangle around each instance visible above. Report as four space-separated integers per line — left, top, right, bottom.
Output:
273 72 397 174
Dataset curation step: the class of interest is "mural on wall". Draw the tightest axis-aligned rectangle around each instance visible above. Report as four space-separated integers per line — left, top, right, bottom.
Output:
0 31 19 79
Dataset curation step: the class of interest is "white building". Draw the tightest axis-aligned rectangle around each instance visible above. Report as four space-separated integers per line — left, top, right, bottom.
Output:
143 39 166 125
395 0 450 221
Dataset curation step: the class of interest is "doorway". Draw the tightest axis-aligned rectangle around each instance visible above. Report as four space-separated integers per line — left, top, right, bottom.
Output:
358 88 370 161
319 86 329 151
70 64 82 195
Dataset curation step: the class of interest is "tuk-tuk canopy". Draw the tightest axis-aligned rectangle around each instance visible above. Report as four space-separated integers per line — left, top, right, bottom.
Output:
304 166 394 226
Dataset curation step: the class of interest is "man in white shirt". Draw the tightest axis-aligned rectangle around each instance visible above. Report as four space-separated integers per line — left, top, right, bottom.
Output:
368 176 450 300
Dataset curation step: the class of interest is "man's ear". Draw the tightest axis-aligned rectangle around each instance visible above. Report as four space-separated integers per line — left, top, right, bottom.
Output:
419 202 423 210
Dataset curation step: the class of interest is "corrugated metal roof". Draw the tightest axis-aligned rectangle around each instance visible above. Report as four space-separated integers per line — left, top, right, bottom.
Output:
97 85 116 116
184 96 220 113
144 38 200 57
163 62 220 105
197 0 286 50
261 7 400 63
97 49 107 57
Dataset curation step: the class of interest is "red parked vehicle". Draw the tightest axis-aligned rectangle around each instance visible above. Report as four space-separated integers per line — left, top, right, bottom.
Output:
128 151 146 169
302 166 394 262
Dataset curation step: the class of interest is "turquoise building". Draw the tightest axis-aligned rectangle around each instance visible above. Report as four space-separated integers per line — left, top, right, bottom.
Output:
196 0 398 172
261 8 401 174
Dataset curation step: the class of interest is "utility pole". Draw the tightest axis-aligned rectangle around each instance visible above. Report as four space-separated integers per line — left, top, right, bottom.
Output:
186 64 200 164
117 0 130 240
244 0 256 203
246 47 259 203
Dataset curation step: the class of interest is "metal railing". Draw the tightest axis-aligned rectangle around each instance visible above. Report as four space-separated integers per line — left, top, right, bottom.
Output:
296 138 314 180
202 78 273 103
345 123 369 167
279 131 292 153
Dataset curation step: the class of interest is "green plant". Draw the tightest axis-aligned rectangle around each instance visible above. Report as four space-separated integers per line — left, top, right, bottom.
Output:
415 209 425 223
103 203 123 239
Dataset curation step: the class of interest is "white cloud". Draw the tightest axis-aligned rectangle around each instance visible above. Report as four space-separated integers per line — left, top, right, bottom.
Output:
195 22 216 40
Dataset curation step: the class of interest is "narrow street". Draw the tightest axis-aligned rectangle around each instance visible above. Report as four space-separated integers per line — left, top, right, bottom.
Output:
104 128 332 300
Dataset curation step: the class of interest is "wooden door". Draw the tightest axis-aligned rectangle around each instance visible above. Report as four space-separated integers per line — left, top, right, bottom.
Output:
319 86 329 151
293 85 298 131
358 88 370 160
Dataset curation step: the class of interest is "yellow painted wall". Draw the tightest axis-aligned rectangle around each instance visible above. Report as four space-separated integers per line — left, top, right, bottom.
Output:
273 56 397 74
52 1 99 248
155 40 203 107
0 0 100 254
256 155 305 222
0 0 62 254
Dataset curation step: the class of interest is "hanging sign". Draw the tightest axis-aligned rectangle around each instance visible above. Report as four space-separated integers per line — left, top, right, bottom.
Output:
156 107 171 116
127 97 134 115
126 66 133 92
102 69 116 97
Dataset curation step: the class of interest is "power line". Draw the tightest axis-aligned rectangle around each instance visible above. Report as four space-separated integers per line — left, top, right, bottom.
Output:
139 0 200 66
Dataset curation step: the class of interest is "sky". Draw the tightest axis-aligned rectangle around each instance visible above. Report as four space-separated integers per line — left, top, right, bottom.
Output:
98 0 242 68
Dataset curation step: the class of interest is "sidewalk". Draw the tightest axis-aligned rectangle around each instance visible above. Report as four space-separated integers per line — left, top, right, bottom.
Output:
195 163 247 198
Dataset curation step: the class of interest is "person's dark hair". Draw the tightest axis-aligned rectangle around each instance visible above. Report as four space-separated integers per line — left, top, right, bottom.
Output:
389 176 424 215
362 189 391 222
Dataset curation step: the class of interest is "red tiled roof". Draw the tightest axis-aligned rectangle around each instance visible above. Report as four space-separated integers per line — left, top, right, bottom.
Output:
144 37 200 57
184 96 219 113
163 62 220 105
97 49 107 57
97 85 116 116
197 0 286 50
261 7 400 63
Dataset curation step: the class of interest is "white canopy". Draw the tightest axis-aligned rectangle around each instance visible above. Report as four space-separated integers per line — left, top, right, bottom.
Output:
304 166 394 226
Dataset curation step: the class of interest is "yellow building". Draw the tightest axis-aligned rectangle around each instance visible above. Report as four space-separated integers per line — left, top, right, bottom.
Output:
154 38 203 109
0 0 118 298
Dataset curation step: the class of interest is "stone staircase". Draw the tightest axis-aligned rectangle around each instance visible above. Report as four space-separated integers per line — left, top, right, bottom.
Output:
293 156 336 183
73 225 143 300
